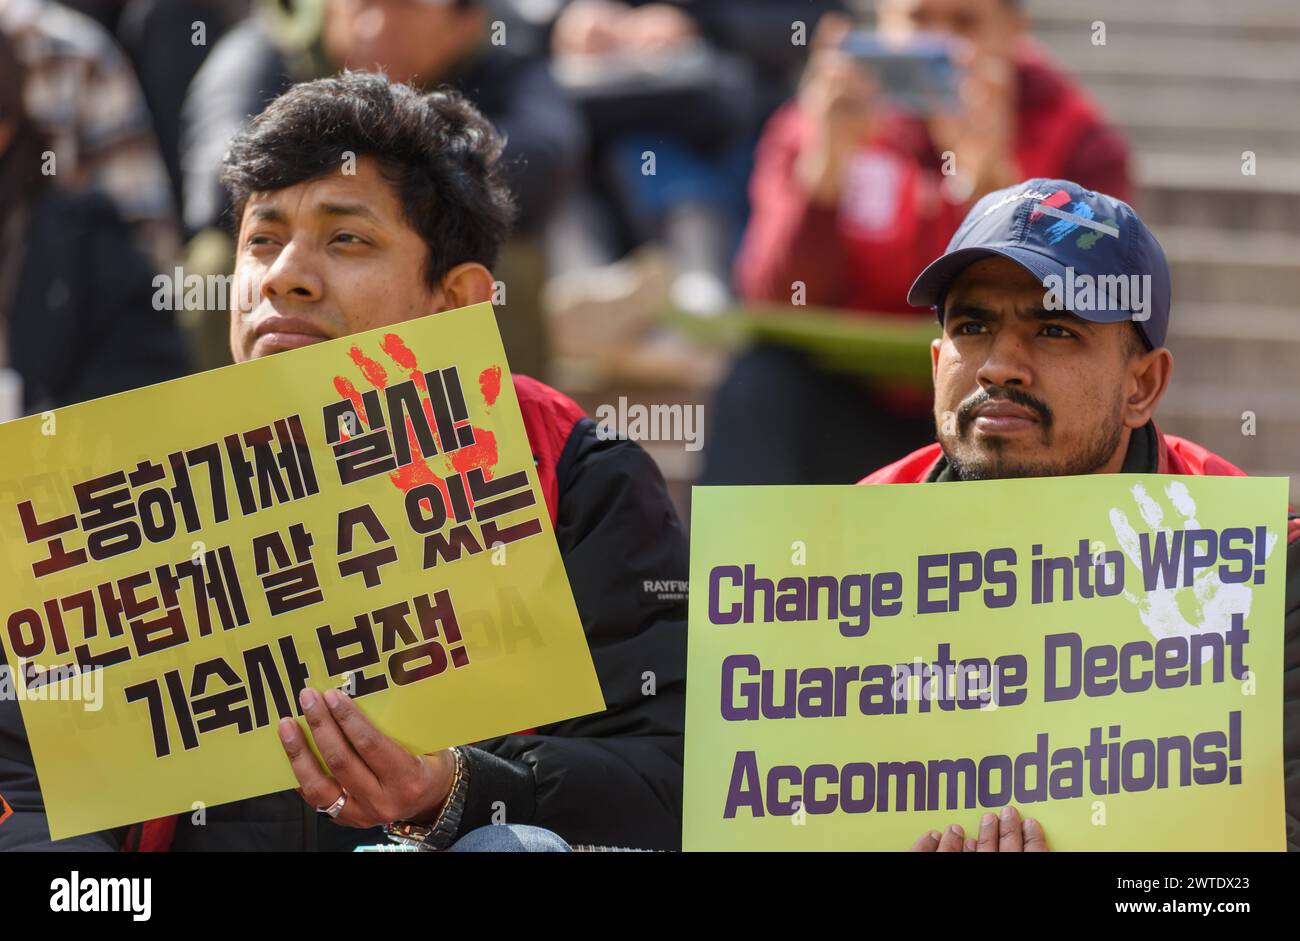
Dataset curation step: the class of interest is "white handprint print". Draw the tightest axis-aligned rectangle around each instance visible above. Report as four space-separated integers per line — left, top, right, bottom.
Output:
1108 480 1277 652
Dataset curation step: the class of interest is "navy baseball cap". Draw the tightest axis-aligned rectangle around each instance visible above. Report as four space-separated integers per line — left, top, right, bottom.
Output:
908 178 1171 349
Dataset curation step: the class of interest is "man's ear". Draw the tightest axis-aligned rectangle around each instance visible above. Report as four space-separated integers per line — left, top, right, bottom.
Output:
1123 347 1174 429
930 337 942 383
436 262 496 311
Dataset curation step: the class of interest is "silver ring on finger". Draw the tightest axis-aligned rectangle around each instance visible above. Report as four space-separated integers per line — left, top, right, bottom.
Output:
318 792 347 819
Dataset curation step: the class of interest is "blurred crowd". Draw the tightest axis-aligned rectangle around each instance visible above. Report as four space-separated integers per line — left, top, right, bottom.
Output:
0 0 1132 488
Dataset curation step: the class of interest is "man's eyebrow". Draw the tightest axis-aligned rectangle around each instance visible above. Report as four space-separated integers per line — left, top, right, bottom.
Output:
946 303 1096 331
247 205 285 223
1025 307 1094 329
316 202 381 222
946 302 997 321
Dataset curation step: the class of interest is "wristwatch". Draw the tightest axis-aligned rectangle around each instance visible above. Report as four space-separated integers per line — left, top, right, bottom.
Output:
384 746 469 851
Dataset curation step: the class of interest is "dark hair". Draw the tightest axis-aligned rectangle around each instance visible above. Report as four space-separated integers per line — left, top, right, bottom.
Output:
221 71 516 288
1124 320 1151 357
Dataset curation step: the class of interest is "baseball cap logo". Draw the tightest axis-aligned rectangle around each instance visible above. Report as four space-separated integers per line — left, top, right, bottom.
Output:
1031 190 1120 247
1027 189 1072 222
978 186 1054 218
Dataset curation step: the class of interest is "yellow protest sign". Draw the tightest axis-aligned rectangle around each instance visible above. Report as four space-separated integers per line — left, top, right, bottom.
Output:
684 476 1288 851
0 302 604 840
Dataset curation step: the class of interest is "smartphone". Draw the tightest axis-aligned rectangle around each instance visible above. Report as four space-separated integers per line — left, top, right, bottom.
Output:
838 31 961 116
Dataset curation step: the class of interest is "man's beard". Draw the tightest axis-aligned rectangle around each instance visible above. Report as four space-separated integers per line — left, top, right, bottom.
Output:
940 385 1125 481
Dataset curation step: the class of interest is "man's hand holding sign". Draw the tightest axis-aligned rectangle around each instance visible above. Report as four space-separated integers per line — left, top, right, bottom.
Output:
910 806 1049 852
278 687 456 830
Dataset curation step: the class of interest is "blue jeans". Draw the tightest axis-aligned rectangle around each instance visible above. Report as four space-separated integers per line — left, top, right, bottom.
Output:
448 824 571 853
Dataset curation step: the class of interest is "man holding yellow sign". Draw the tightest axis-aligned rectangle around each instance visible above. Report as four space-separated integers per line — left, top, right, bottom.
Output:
0 73 688 852
685 180 1297 852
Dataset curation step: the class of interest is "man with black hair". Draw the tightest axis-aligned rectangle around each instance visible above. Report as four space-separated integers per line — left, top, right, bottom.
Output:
178 0 584 376
0 72 686 853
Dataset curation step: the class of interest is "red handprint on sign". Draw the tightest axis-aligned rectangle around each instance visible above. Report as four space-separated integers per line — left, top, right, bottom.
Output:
331 334 504 514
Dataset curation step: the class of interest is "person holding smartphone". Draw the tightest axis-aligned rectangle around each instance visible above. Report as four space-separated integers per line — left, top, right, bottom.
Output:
703 0 1132 488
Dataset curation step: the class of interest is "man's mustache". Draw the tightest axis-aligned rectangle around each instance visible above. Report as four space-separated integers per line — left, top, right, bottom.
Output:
956 385 1054 436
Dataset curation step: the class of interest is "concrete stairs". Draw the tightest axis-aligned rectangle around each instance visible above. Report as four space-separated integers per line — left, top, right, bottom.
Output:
1028 0 1300 498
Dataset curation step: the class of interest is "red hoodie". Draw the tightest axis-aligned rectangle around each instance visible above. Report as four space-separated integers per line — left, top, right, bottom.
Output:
860 429 1300 550
861 428 1245 485
735 41 1131 314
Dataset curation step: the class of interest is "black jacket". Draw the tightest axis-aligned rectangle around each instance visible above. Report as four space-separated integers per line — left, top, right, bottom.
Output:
0 411 688 851
8 189 191 413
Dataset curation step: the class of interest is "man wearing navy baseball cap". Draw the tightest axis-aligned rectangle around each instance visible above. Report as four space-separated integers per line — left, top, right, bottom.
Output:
858 179 1300 852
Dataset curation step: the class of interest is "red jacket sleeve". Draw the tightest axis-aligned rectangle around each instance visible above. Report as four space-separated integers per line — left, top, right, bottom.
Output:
733 105 852 308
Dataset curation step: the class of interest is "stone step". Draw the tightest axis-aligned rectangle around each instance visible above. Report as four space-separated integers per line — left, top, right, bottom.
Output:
1163 353 1300 415
1134 153 1300 231
1024 0 1300 36
1160 336 1298 432
1160 378 1300 427
1160 332 1299 497
1036 28 1300 84
1170 303 1300 343
1167 263 1299 309
1155 225 1300 306
1155 409 1300 495
1123 125 1300 158
1083 81 1300 138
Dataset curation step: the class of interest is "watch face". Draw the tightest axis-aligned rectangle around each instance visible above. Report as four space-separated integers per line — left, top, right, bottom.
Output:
386 824 434 844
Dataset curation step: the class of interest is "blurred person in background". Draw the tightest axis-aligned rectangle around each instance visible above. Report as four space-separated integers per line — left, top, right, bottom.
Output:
51 0 128 31
0 0 179 268
535 0 844 374
701 0 1131 486
116 0 253 217
0 25 190 418
179 0 585 378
